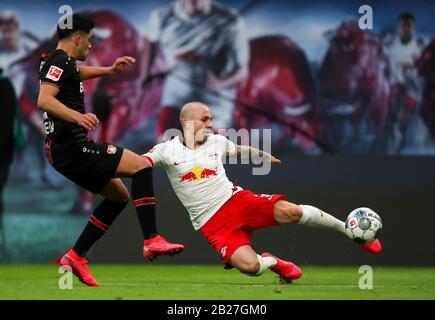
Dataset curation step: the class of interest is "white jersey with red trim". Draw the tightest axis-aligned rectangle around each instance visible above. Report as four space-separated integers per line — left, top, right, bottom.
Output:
384 36 424 85
143 134 238 230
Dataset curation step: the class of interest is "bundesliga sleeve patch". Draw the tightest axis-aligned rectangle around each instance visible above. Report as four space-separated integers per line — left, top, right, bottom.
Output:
46 66 64 82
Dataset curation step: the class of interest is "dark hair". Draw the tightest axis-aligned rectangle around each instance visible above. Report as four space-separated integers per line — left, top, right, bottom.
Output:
0 12 18 27
398 12 415 23
56 13 94 40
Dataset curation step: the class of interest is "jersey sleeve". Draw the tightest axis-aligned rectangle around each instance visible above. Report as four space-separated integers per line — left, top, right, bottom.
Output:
215 134 237 156
39 54 73 88
142 143 167 167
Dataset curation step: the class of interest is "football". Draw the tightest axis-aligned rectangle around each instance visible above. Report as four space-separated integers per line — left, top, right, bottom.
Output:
345 207 382 243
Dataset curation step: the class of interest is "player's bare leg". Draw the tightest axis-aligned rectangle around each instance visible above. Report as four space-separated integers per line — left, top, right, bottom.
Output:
114 149 184 260
100 178 130 202
60 179 129 286
114 148 151 177
273 200 382 253
229 245 302 283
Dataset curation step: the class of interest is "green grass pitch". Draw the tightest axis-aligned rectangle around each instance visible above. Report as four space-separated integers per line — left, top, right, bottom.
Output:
0 265 434 300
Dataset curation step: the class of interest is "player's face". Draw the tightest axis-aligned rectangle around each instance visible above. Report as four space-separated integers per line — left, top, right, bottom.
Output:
398 19 415 42
181 0 210 16
0 22 19 50
75 31 93 61
192 108 213 143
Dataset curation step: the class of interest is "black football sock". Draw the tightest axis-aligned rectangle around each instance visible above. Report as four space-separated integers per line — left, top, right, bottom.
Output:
72 199 127 257
131 168 158 240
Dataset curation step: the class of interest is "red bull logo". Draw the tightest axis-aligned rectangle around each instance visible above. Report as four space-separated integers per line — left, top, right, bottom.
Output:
179 166 217 183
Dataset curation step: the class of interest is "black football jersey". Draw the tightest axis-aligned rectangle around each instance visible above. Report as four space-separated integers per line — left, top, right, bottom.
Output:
39 49 87 141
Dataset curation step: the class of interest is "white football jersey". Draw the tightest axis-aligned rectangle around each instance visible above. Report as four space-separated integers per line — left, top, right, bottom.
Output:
385 36 424 85
145 1 249 74
143 134 239 230
144 1 249 128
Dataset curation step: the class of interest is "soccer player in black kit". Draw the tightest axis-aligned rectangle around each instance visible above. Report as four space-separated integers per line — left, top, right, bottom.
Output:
37 14 184 286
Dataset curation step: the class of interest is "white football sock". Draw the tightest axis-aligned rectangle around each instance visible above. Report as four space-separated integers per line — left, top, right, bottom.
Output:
299 205 346 235
255 254 277 276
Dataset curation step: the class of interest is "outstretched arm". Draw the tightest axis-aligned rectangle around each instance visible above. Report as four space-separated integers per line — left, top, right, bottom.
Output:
78 56 136 81
234 145 281 164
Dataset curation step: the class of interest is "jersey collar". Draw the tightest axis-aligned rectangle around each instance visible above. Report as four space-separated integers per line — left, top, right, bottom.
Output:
178 135 211 151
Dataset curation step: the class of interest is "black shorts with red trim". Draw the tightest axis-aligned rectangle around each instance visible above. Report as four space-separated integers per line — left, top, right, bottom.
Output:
45 138 124 194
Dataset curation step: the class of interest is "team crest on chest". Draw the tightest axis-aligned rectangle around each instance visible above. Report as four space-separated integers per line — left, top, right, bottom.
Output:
107 145 117 154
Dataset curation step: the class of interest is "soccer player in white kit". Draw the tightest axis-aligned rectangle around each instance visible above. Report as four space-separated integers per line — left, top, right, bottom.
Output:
142 102 382 282
0 12 39 125
383 12 425 153
141 0 249 140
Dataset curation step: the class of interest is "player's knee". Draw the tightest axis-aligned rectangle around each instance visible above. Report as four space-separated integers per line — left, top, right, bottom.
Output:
111 184 130 203
122 150 152 176
118 189 131 203
110 191 130 203
280 202 302 223
134 156 152 173
236 258 261 275
288 204 303 223
275 201 303 224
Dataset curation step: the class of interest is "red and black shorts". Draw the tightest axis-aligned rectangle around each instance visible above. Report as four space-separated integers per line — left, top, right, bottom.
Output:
45 138 124 194
200 190 287 268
